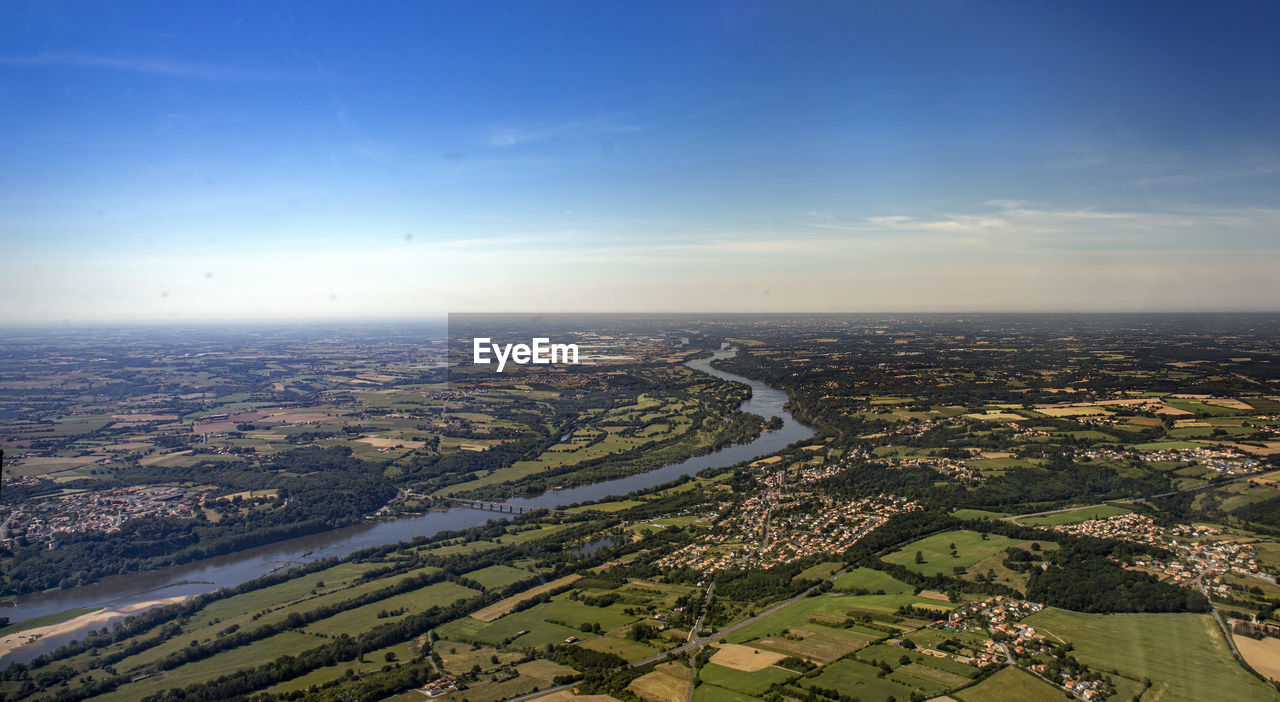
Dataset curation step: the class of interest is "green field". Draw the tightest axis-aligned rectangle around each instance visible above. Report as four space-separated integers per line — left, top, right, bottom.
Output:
954 665 1064 702
462 564 537 590
1025 608 1280 702
430 658 577 702
952 508 1010 520
747 623 880 662
799 658 915 700
692 683 762 702
884 530 1020 577
577 632 665 662
97 630 328 702
726 593 955 645
830 567 913 595
305 581 478 636
264 639 420 695
794 561 844 581
435 593 641 649
1134 440 1203 450
1020 503 1131 526
698 662 796 695
856 643 979 679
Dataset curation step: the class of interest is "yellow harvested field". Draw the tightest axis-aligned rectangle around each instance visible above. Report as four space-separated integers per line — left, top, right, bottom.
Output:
751 455 783 466
356 435 425 449
139 450 191 466
10 455 102 470
918 590 951 601
965 411 1024 421
262 411 338 424
708 643 787 672
1206 398 1253 410
1235 635 1280 682
1156 405 1195 416
110 413 178 422
1090 398 1158 406
627 662 692 702
538 691 621 702
1034 406 1111 417
102 442 154 451
469 574 581 622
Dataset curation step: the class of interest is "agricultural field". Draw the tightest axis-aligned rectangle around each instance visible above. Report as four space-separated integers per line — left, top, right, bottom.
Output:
1019 504 1132 526
628 661 693 702
830 568 914 595
954 665 1064 701
883 530 1021 577
698 661 796 696
6 316 1280 702
462 564 539 590
1025 608 1280 702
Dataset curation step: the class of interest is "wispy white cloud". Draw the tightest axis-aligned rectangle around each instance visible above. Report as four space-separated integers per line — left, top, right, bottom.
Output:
797 202 1280 252
487 118 643 147
0 53 297 82
985 199 1033 209
1047 154 1107 170
1138 163 1280 186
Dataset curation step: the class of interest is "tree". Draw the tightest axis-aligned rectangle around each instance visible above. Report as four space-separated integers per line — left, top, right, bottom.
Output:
914 551 925 564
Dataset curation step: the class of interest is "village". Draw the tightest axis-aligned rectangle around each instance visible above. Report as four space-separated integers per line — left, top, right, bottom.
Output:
1080 445 1264 476
1045 513 1275 600
0 478 202 549
655 485 918 573
939 596 1114 700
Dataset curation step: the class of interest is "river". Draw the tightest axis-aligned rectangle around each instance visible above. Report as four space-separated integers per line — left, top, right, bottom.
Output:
0 348 813 663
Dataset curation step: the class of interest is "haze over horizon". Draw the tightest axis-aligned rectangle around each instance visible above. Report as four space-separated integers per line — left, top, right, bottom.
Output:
2 2 1279 322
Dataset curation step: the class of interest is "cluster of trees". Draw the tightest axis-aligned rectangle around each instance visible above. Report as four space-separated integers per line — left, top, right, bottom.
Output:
1028 542 1210 614
811 451 1176 514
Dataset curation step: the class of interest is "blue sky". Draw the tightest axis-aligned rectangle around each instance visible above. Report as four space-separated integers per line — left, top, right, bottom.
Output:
1 1 1278 320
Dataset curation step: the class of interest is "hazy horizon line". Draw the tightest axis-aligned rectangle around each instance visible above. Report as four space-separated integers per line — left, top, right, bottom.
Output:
4 308 1280 328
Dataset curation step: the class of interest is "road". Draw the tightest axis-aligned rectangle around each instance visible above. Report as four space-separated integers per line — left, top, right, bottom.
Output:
687 582 715 643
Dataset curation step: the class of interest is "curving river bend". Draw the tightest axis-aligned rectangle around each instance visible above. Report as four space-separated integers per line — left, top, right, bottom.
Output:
1 348 813 663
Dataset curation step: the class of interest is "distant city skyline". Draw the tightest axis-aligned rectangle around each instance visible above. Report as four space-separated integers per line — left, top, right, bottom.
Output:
2 1 1278 321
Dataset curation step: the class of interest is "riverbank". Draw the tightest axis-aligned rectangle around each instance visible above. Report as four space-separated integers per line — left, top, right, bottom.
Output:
0 596 190 660
0 348 811 663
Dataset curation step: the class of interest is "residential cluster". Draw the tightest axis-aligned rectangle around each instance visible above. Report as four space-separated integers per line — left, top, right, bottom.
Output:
894 456 985 483
938 596 1111 700
1079 445 1263 475
1046 513 1272 593
419 675 458 697
654 490 917 572
0 483 200 548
